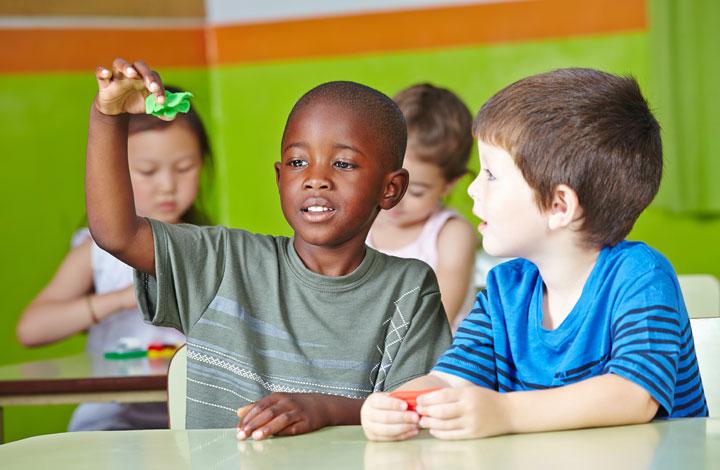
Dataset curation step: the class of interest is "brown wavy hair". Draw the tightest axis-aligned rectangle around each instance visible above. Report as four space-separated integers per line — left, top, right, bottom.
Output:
395 83 473 181
473 68 662 248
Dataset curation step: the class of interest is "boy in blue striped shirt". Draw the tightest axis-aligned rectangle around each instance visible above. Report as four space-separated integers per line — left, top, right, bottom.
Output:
361 68 708 441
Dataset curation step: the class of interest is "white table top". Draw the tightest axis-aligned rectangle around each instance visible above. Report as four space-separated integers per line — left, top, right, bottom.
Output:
2 418 719 469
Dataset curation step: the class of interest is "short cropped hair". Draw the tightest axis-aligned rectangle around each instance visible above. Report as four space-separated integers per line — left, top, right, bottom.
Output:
474 68 662 248
395 83 473 181
283 81 407 169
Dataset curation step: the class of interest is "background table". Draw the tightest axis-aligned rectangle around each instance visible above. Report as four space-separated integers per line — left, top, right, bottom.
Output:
1 419 718 469
0 353 170 442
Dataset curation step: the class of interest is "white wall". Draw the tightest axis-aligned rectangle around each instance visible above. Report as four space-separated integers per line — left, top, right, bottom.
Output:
205 0 512 25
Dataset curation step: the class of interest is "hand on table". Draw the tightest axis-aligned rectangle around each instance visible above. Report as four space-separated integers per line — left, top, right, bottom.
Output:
414 386 510 440
360 392 421 441
236 393 332 441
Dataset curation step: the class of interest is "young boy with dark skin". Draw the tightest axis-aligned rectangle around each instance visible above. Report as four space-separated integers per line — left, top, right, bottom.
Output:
86 59 451 439
362 68 708 441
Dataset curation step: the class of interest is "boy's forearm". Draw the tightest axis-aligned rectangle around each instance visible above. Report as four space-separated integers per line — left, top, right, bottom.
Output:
502 373 659 433
86 104 155 274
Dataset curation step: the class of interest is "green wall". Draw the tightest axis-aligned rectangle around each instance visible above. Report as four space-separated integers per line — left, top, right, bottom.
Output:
2 29 718 442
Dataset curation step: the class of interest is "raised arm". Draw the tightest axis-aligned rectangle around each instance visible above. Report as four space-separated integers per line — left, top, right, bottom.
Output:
86 58 166 275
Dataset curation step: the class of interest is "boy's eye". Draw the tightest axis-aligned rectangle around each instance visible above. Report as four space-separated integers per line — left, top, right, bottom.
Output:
483 169 496 181
137 169 156 176
333 161 356 170
408 190 426 198
288 159 308 168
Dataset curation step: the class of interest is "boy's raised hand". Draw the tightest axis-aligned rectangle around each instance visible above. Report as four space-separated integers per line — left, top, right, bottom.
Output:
360 392 421 441
414 386 511 440
94 58 166 116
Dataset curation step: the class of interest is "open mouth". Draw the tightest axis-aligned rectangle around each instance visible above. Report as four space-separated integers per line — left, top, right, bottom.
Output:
300 199 336 222
302 206 334 213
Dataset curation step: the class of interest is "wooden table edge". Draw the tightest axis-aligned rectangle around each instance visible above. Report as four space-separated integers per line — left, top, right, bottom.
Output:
0 375 167 396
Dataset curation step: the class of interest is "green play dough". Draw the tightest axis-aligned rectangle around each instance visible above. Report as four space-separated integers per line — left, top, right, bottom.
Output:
145 90 193 119
103 350 147 360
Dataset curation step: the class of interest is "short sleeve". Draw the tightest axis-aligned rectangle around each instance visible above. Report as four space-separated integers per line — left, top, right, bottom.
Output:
134 219 227 334
379 282 453 391
603 269 683 416
433 291 498 390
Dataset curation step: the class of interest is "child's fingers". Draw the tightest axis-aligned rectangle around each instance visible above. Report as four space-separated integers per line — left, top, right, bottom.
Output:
369 422 419 440
112 58 135 79
366 409 419 425
366 393 409 411
238 397 288 438
419 414 462 431
415 402 461 420
248 412 299 440
95 66 111 88
394 427 421 441
416 388 457 407
236 404 254 420
132 60 165 103
240 404 283 435
240 397 272 427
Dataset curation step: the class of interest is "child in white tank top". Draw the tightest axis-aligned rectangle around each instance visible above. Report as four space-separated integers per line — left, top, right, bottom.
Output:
17 89 211 430
367 84 477 330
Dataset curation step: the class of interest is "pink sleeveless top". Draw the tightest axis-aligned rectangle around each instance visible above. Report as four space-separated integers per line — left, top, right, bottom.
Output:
367 207 476 331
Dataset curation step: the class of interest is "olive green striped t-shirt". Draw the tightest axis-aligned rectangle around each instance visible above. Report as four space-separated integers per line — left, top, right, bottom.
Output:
135 219 452 429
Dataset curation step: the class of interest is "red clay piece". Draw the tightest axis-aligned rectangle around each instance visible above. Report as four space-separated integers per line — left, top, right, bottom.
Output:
390 387 442 411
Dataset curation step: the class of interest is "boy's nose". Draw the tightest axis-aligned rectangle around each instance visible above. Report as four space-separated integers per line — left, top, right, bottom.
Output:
304 179 330 190
467 177 480 200
303 172 332 190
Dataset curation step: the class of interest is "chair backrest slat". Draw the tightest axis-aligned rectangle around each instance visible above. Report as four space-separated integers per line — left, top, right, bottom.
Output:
167 344 187 430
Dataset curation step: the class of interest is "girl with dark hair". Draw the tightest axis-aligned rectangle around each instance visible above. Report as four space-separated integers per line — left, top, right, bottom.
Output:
16 86 212 430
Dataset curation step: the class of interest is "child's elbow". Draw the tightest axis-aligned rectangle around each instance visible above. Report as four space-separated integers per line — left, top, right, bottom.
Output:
88 227 124 255
614 375 659 423
636 394 660 423
16 318 39 347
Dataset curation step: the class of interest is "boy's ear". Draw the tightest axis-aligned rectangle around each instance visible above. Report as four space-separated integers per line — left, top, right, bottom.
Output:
547 184 581 230
274 162 281 185
379 168 409 210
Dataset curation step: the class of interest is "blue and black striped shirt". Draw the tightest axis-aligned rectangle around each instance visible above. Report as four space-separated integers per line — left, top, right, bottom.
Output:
434 241 708 418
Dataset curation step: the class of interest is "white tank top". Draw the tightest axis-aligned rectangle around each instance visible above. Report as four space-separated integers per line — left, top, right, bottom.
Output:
73 230 185 354
367 207 477 331
68 230 184 431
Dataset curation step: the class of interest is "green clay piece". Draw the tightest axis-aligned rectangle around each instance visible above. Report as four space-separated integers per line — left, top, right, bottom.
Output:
145 90 194 119
104 350 148 360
